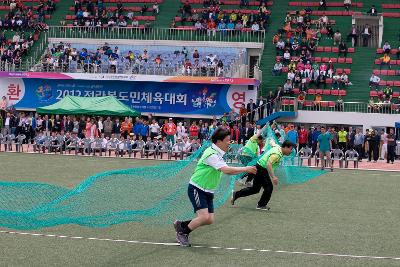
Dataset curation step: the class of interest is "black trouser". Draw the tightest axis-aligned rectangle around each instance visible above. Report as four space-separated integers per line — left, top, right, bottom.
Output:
338 142 346 151
234 164 273 207
299 143 307 150
387 145 396 163
312 141 318 156
368 144 379 161
355 144 363 160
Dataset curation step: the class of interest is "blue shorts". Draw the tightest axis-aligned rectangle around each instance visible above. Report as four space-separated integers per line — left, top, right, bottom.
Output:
188 184 214 213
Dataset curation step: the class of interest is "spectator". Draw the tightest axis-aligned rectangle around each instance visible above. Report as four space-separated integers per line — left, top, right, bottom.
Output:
141 120 149 139
338 127 347 150
313 94 322 110
121 117 132 139
318 0 327 10
283 79 293 95
189 121 199 138
382 41 391 54
386 128 396 164
361 24 371 47
272 60 283 76
367 5 378 16
163 118 177 143
383 86 393 100
246 99 256 122
344 0 351 11
298 125 308 150
379 53 391 70
338 41 348 57
354 128 364 161
333 30 342 46
369 74 380 91
348 24 358 47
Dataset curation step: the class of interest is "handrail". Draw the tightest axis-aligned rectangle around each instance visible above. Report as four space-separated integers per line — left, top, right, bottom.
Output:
46 26 266 43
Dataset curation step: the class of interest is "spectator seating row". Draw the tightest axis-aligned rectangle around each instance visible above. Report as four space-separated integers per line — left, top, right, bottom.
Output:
316 46 355 53
172 25 258 31
288 2 363 7
276 56 353 64
370 91 400 98
378 80 400 87
68 7 155 12
293 88 347 96
103 0 162 3
282 67 351 74
382 12 400 18
288 10 361 16
1 13 52 19
65 15 156 21
282 99 343 109
179 0 273 6
372 69 400 76
175 8 264 18
382 4 400 9
13 0 59 2
376 48 399 55
374 59 400 65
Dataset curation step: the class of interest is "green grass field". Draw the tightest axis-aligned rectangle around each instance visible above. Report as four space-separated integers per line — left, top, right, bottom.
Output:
0 153 399 267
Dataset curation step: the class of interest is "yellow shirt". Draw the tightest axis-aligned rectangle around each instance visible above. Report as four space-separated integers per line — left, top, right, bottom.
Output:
338 131 347 143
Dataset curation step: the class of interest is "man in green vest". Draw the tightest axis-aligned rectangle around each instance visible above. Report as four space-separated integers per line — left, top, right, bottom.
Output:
174 127 257 247
231 140 295 210
238 129 266 185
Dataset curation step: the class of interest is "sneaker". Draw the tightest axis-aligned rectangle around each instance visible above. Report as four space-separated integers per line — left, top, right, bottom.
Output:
173 220 183 234
176 232 191 247
256 205 270 211
231 191 236 205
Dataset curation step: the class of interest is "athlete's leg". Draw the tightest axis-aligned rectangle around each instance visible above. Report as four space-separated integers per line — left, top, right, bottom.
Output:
232 165 263 202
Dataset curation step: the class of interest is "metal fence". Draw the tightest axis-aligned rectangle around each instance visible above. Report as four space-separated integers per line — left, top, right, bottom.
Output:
47 26 266 43
278 97 400 114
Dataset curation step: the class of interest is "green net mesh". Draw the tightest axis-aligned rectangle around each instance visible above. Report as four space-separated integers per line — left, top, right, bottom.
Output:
0 125 325 230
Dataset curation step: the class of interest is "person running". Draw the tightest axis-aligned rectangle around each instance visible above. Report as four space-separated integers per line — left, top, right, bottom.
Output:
231 139 295 210
238 126 266 184
317 126 333 171
173 128 257 247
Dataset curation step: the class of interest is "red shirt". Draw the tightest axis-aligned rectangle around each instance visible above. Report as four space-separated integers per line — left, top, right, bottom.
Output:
298 129 308 144
189 125 199 137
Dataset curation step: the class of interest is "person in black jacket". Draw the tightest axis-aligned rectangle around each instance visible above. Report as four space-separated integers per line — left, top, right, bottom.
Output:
367 130 380 162
42 115 53 136
246 99 257 122
113 117 121 138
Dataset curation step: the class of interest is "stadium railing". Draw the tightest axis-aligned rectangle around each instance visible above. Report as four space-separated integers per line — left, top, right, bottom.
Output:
279 97 400 114
46 26 266 43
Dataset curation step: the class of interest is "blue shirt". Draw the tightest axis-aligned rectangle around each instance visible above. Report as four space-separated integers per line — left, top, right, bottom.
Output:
312 130 321 142
317 132 331 152
286 130 298 144
141 125 149 137
133 122 143 136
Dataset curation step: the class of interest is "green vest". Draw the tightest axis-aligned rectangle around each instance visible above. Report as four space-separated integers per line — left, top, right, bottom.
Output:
190 147 223 193
242 136 258 157
257 146 283 169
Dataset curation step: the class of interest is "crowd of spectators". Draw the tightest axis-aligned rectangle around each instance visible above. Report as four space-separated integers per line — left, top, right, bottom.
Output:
172 0 270 35
1 107 396 163
71 0 157 29
0 0 52 69
40 42 230 76
271 9 355 97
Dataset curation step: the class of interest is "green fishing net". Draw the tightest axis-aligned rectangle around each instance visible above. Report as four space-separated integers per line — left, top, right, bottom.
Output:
0 125 325 230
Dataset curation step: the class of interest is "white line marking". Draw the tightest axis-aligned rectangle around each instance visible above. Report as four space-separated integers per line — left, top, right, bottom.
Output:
0 230 399 261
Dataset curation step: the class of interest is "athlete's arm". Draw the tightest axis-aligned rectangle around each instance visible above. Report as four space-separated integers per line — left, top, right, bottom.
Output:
266 161 278 185
220 166 257 175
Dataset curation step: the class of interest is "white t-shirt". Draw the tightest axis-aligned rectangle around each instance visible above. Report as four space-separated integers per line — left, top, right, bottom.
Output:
203 144 228 170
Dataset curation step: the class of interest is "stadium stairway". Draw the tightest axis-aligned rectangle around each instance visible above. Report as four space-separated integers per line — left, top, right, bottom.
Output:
259 0 291 96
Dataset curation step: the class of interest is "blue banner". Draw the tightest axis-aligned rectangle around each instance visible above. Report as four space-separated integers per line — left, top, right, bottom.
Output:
0 78 256 116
